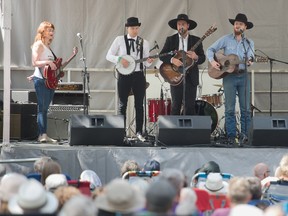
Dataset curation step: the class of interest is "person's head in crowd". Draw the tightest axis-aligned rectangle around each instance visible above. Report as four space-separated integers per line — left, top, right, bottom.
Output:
275 166 282 178
143 159 160 171
145 178 177 215
80 170 102 191
229 204 264 216
41 160 62 185
45 173 68 192
246 177 262 200
8 178 58 214
120 160 140 179
34 156 52 173
198 161 221 174
54 185 82 211
58 194 97 216
160 168 185 199
0 173 28 214
246 177 270 210
198 172 228 194
175 187 198 215
228 177 252 206
254 163 270 180
95 178 145 215
279 154 288 180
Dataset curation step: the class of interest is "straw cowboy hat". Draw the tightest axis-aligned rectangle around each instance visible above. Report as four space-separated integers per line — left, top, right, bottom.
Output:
229 13 254 29
199 173 228 194
168 14 197 30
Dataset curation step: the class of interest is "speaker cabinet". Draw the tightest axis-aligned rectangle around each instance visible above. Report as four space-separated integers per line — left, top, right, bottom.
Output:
47 105 84 140
250 116 288 146
0 103 37 140
69 114 125 146
157 115 211 146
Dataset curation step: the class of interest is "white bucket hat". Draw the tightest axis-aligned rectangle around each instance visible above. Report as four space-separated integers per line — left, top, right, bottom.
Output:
199 173 228 194
8 179 58 214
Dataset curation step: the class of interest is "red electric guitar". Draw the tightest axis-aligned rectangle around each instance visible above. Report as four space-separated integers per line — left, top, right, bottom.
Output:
43 47 78 89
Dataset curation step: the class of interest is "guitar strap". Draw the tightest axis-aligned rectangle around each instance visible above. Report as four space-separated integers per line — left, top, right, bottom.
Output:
38 49 57 80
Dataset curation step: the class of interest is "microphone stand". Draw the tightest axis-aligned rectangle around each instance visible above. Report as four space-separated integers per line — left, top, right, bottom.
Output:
241 33 249 138
180 31 187 115
78 36 90 115
267 57 288 116
256 49 288 116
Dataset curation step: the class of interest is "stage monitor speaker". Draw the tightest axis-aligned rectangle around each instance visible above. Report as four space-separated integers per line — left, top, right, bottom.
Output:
69 114 124 146
157 115 211 146
47 105 84 140
249 116 288 146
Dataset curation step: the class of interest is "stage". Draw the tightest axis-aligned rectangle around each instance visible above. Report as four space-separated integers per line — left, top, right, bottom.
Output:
0 138 286 185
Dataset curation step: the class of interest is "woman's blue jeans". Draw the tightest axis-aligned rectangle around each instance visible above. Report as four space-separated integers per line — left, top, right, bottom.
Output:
33 77 54 135
223 72 251 138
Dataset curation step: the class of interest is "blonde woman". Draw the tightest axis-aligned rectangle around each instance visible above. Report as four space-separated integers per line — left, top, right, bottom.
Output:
31 21 57 143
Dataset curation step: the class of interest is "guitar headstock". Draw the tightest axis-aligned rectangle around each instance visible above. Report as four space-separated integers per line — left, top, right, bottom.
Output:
205 24 217 37
73 47 78 56
255 55 268 63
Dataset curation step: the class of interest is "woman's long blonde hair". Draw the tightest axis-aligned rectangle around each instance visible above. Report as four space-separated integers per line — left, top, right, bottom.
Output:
33 21 55 44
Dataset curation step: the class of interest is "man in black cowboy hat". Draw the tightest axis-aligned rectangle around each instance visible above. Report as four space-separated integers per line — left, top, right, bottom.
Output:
106 17 153 142
159 14 206 116
207 13 255 147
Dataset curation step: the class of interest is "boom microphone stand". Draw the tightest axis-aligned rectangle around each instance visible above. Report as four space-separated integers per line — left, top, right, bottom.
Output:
77 33 90 115
256 50 288 116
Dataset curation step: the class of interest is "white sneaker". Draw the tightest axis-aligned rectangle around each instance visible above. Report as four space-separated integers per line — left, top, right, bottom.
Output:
136 132 146 142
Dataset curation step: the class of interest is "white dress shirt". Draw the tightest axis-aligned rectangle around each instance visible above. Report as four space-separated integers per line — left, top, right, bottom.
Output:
106 34 152 71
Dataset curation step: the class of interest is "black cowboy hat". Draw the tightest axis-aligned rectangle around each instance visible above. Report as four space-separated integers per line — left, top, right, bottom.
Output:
229 13 253 29
168 14 197 30
125 17 141 27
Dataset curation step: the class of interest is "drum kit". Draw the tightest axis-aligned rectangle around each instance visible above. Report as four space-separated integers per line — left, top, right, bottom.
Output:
146 84 225 135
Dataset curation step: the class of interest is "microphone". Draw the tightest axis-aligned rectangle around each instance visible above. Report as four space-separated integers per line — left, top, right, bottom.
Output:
76 33 82 40
180 27 184 34
154 41 159 49
239 29 244 34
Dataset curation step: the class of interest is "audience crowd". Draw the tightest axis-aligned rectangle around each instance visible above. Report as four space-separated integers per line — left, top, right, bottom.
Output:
0 155 288 216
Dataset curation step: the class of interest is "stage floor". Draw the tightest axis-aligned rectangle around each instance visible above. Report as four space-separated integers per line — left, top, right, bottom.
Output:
0 139 287 185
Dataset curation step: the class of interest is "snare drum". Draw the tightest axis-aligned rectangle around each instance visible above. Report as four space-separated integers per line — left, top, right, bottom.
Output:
195 100 218 133
148 98 171 122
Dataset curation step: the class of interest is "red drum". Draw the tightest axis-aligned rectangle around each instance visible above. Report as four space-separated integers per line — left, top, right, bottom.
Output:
195 100 218 133
148 98 171 122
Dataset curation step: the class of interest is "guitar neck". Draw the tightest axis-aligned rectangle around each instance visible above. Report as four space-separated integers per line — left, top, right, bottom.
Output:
60 53 77 70
135 51 173 64
190 35 207 52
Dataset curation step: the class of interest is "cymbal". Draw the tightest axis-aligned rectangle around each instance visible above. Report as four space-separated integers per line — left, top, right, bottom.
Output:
213 84 223 88
129 82 150 96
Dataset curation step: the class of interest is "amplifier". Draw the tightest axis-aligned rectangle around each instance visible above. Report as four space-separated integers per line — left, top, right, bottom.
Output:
29 91 89 106
47 105 84 140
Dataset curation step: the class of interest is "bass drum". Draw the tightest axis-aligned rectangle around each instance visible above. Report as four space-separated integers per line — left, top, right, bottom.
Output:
195 100 218 133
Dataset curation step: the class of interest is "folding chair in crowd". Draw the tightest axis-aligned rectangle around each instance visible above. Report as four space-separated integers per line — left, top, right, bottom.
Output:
122 170 161 180
262 180 288 204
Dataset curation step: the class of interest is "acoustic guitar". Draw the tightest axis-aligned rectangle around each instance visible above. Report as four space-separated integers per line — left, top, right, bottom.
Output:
44 47 78 89
159 25 217 86
208 53 268 79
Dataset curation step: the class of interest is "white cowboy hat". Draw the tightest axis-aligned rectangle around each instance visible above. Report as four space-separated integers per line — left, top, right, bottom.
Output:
8 179 58 214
